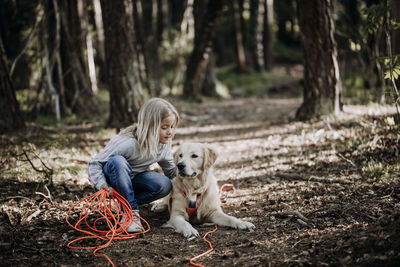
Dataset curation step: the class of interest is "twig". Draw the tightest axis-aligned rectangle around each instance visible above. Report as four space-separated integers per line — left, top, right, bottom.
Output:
4 196 31 201
4 209 17 226
21 147 54 186
22 209 42 224
297 219 308 226
275 203 309 226
36 185 53 203
309 175 352 185
337 153 356 168
275 172 352 184
337 153 366 180
291 240 302 248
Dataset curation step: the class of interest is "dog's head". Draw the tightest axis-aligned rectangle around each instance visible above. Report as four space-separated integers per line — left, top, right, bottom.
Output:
174 143 217 179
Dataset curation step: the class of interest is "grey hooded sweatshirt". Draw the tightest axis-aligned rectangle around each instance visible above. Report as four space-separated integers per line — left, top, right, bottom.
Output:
88 134 176 191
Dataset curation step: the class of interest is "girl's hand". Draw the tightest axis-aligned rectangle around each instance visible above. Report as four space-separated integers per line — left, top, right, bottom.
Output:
101 184 114 196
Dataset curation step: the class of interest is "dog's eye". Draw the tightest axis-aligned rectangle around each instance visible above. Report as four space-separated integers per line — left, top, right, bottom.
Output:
191 154 198 158
179 154 182 158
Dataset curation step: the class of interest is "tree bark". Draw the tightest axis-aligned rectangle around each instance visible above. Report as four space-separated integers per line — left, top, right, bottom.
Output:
250 0 265 71
201 55 218 97
144 0 164 96
183 0 225 99
231 0 246 72
56 0 98 115
0 38 25 133
296 0 342 120
92 0 107 84
132 0 151 95
393 0 400 55
101 0 144 128
263 0 273 70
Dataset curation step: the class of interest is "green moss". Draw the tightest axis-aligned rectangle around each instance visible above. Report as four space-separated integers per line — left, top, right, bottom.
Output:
362 159 400 181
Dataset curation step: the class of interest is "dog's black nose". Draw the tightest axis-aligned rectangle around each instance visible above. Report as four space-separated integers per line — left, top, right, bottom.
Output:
177 162 186 170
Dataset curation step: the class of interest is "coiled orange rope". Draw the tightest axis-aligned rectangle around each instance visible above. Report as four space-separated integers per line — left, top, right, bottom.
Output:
65 189 150 266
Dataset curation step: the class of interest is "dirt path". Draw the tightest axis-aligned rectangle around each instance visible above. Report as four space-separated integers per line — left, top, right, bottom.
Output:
1 96 399 266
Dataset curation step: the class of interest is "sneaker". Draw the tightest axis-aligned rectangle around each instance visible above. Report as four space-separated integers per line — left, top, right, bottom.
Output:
121 210 143 233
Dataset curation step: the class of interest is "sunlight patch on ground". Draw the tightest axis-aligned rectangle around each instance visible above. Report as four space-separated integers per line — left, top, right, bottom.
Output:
343 104 397 116
176 121 267 135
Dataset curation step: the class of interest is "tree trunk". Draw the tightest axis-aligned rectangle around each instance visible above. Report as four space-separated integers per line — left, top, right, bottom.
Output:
0 38 25 133
57 0 98 115
231 0 246 72
296 0 342 120
77 0 98 93
132 0 151 95
393 0 400 55
101 0 144 128
392 0 400 97
263 0 273 70
183 0 225 99
92 0 106 84
250 0 265 71
201 55 218 97
145 0 165 96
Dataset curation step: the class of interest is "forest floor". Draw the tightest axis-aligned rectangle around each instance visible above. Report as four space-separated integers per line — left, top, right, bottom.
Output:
1 93 400 266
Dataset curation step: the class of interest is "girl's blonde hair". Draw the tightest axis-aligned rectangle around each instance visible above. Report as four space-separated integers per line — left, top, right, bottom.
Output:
119 98 180 158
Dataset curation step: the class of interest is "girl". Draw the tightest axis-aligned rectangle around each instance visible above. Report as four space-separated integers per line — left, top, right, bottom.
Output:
88 98 180 232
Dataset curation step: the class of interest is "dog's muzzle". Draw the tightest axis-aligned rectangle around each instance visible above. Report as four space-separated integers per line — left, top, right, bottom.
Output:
177 162 197 177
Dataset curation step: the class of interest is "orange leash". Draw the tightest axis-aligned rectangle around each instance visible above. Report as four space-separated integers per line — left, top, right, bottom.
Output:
65 189 150 266
189 224 218 267
188 184 235 267
219 183 234 193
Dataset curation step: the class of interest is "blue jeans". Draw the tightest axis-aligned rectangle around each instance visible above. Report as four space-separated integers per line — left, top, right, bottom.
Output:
103 155 172 210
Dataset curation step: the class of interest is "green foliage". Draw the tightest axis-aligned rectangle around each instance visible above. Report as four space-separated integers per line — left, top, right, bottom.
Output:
363 4 385 34
341 70 372 104
158 29 193 94
362 158 400 181
362 159 385 178
363 1 400 114
383 56 400 81
16 88 110 126
335 115 399 182
215 65 300 97
273 42 303 64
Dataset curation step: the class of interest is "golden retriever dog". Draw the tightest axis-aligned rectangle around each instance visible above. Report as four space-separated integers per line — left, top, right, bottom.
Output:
158 142 255 238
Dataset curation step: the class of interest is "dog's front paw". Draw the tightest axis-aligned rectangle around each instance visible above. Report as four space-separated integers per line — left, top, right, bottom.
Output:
237 221 255 231
180 225 199 238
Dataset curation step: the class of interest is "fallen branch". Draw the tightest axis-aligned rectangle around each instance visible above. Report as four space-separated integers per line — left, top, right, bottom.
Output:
22 209 42 225
21 146 54 186
296 218 308 226
272 203 309 226
35 185 53 203
275 172 352 185
337 152 366 180
337 153 357 168
3 209 18 226
4 196 31 201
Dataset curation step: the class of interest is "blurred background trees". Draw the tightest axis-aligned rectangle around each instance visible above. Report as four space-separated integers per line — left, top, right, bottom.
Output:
1 0 399 132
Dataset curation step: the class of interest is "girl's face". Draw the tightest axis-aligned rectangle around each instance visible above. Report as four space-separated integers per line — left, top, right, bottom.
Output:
159 114 176 144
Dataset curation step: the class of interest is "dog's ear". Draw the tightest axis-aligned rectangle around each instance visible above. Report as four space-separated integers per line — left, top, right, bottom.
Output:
203 145 217 169
173 148 180 164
